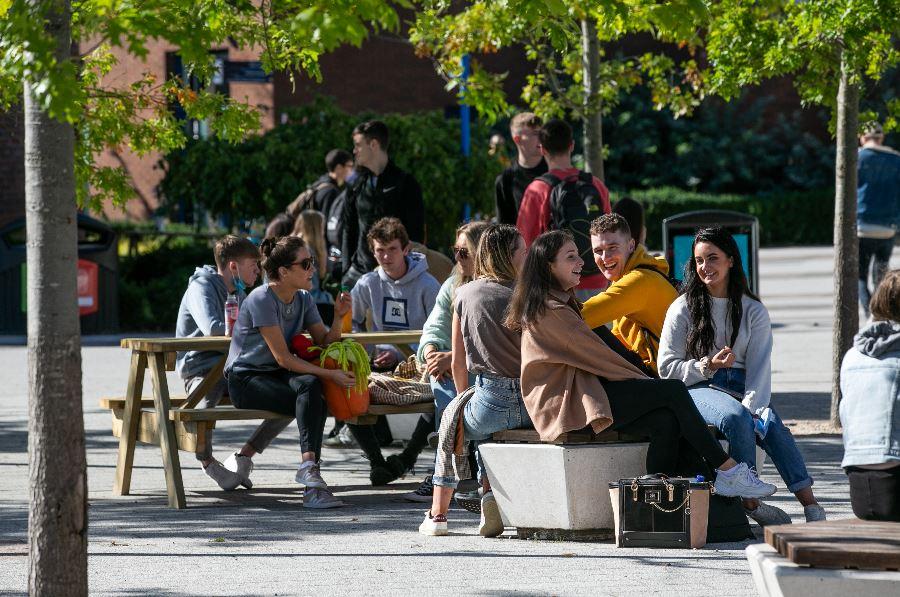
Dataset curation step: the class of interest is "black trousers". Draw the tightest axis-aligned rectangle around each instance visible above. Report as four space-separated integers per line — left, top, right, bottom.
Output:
846 466 900 522
348 414 433 470
228 369 328 460
602 378 730 475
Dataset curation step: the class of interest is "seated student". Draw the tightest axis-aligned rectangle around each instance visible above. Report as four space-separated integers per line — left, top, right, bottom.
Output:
406 220 490 502
348 217 441 485
658 227 826 524
507 231 775 499
419 224 531 537
582 214 678 372
840 270 900 522
292 209 335 322
225 235 353 509
175 235 291 489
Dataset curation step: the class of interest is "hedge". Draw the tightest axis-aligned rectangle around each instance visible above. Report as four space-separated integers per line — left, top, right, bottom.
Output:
623 187 835 250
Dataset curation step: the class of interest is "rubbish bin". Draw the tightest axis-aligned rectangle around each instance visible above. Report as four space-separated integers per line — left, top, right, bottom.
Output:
0 214 119 334
662 210 760 294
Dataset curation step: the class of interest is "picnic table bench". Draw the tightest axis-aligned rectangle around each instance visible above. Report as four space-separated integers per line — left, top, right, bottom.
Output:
104 331 429 509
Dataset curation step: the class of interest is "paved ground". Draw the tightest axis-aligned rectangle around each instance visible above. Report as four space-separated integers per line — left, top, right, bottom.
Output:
1 245 898 596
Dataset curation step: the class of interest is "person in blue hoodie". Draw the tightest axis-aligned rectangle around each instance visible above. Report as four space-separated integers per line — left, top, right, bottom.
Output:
347 217 441 485
175 235 291 490
857 124 900 317
841 269 900 521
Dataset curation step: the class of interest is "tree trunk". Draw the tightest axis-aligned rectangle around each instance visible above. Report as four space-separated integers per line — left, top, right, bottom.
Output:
830 51 859 428
580 18 604 180
24 0 88 594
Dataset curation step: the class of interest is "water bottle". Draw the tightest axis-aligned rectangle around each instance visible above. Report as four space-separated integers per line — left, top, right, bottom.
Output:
224 293 239 337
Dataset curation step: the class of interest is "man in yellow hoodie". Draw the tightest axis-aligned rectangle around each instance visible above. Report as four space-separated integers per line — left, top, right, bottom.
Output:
582 213 678 372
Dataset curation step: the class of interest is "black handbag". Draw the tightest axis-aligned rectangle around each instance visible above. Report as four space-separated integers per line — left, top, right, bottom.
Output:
608 474 711 549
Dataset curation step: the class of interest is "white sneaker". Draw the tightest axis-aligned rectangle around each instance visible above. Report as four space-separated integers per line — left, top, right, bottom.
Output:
478 492 504 538
303 487 345 509
203 460 243 491
745 502 792 526
223 453 253 489
295 461 327 488
714 462 777 498
418 511 448 536
804 504 827 522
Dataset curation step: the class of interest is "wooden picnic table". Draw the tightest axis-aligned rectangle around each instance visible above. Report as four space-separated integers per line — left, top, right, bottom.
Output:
110 330 423 509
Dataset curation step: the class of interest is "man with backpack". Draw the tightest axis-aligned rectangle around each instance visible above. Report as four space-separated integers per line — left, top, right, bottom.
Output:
516 118 611 300
582 213 679 373
286 149 354 250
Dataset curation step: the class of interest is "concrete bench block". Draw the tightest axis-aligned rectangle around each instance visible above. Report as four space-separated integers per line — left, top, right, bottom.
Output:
746 543 900 597
479 442 649 531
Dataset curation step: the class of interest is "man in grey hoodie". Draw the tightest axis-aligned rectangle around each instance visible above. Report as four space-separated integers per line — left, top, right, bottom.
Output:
347 218 441 485
175 235 291 490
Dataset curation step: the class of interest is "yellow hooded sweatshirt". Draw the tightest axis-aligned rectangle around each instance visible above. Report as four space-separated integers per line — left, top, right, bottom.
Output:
581 245 678 372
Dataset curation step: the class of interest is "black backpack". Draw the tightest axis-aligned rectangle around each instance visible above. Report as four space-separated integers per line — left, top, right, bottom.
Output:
540 172 604 276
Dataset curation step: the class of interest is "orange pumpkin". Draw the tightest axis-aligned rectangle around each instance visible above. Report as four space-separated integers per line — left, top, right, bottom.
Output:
319 356 370 420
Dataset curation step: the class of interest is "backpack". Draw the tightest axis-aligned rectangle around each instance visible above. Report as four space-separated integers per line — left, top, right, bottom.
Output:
287 180 334 218
325 189 346 249
540 172 604 276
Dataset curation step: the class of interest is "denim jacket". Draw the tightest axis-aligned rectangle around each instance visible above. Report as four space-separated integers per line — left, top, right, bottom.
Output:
857 146 900 229
839 320 900 467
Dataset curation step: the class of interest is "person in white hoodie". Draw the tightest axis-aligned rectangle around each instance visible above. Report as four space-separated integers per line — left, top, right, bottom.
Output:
175 235 291 490
346 217 441 485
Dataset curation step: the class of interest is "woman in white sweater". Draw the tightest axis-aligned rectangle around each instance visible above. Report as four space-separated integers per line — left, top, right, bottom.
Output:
658 227 825 525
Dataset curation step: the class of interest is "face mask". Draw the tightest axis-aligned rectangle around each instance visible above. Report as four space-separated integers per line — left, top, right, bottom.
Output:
231 265 247 295
344 169 358 185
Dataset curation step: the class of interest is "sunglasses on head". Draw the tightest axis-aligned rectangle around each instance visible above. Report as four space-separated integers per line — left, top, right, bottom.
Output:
452 246 469 260
289 257 316 271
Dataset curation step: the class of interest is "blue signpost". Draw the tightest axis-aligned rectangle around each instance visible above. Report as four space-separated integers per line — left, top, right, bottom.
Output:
460 54 472 221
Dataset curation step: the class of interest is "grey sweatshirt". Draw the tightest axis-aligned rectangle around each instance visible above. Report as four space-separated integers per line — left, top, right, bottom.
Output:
175 265 233 380
351 252 440 355
658 294 773 413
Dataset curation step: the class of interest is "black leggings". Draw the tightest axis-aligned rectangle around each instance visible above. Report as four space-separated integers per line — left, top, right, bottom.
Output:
846 466 900 522
602 378 730 475
228 369 328 460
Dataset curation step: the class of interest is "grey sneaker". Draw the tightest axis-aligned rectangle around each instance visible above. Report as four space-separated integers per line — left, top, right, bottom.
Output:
203 460 243 491
223 452 253 489
714 463 778 498
478 492 504 538
303 487 345 509
295 462 327 488
745 502 792 527
804 504 827 522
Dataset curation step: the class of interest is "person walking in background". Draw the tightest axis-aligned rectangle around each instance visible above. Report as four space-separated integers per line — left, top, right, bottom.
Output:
516 118 611 301
840 270 900 522
658 227 826 525
175 236 291 490
341 120 425 288
494 113 546 225
857 123 900 317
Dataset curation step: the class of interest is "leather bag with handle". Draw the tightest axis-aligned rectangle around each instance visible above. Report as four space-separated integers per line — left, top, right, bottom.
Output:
608 474 711 549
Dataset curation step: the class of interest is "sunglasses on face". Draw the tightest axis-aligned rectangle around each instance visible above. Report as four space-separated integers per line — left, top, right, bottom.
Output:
452 246 470 260
289 257 316 271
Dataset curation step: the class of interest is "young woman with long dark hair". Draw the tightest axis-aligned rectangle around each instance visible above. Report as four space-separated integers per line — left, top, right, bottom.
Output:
506 231 776 498
225 235 353 509
658 226 826 524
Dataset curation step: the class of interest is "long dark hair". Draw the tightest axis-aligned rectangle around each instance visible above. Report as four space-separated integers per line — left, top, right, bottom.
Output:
505 230 572 331
683 227 759 360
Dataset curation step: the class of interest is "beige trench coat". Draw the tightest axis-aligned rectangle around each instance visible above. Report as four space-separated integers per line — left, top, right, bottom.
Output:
520 289 648 441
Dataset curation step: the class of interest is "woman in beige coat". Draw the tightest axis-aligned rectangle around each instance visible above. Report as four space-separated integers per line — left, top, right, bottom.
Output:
506 231 778 499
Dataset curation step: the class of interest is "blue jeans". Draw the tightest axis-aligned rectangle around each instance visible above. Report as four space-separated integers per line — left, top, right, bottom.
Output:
433 373 532 488
689 369 813 493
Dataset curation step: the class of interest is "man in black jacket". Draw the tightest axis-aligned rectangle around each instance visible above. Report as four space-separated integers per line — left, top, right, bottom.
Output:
494 112 547 224
341 120 425 288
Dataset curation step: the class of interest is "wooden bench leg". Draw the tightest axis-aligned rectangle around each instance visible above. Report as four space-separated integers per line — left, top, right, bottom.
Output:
114 351 146 496
148 352 186 509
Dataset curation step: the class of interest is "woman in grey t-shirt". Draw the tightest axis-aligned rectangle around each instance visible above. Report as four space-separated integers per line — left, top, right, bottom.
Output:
225 236 353 509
